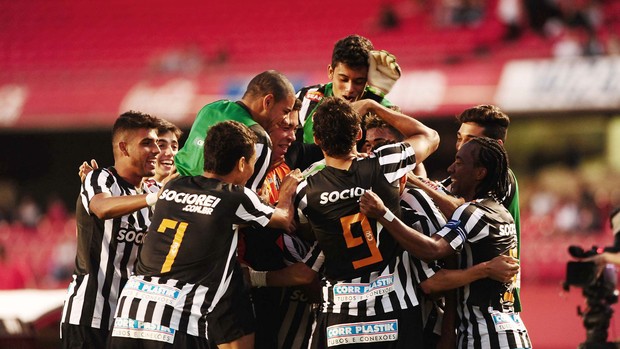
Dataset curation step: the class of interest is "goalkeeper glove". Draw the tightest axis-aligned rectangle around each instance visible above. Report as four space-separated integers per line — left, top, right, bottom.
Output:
367 50 401 96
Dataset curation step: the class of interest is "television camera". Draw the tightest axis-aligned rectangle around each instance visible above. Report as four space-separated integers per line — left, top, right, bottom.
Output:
564 208 620 349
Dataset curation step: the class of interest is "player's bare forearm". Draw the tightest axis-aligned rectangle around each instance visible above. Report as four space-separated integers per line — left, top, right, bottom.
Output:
352 99 439 163
89 192 151 220
408 175 463 218
359 190 451 262
266 262 317 287
421 255 519 295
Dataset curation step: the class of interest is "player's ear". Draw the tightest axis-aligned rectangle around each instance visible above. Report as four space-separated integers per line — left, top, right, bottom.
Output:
475 166 487 181
327 64 334 80
237 157 246 173
356 126 363 141
263 94 274 111
313 135 321 147
119 141 129 157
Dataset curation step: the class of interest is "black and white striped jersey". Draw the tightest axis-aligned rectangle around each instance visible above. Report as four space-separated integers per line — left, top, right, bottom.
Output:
436 198 531 349
400 184 447 337
61 167 154 330
296 142 419 317
113 175 275 338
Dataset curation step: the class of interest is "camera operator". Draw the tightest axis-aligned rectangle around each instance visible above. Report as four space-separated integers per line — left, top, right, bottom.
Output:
581 208 620 267
566 207 620 349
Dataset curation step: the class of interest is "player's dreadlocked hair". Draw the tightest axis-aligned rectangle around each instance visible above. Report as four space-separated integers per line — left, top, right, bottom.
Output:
470 137 510 201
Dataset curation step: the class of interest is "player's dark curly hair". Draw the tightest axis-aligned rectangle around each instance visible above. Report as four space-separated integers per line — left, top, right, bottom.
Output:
457 104 510 142
332 35 374 70
313 97 361 157
470 137 510 201
112 110 162 144
243 70 295 104
203 121 257 175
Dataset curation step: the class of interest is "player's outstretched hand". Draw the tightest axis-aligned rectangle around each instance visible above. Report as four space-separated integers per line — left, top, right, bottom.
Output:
485 255 519 283
359 190 387 219
279 169 303 197
367 50 401 96
78 159 99 182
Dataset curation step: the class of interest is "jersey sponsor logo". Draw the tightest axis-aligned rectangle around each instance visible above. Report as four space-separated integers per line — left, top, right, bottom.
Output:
490 311 527 332
117 229 146 244
159 189 221 215
499 223 517 237
112 318 175 344
123 278 181 306
193 137 204 147
305 90 323 102
319 187 365 205
326 319 398 347
289 289 309 302
332 275 395 303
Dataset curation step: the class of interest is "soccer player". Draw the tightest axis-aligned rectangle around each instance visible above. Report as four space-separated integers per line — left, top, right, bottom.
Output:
287 34 401 170
412 104 524 312
294 96 438 348
78 118 182 186
61 111 163 349
364 111 518 349
174 70 297 192
360 137 532 348
107 120 303 349
152 118 182 185
241 99 318 349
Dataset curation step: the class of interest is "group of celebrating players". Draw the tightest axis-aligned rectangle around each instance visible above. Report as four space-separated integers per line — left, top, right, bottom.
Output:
60 34 532 349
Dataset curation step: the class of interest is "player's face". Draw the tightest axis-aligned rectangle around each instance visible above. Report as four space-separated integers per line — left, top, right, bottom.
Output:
266 94 296 131
328 63 368 102
365 127 395 152
447 141 480 201
127 128 160 178
268 111 298 165
239 149 257 185
155 131 179 181
456 122 485 150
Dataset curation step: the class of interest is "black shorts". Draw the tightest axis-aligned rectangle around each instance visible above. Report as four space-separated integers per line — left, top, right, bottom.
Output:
310 307 423 349
206 283 256 345
61 322 108 349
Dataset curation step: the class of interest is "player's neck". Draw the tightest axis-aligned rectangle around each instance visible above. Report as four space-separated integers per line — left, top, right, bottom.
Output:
202 171 244 186
325 152 356 170
115 164 144 188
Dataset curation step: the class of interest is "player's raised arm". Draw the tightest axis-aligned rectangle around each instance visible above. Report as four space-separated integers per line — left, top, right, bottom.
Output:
351 99 439 164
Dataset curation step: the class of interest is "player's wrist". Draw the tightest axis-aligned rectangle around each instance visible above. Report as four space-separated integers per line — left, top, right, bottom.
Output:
382 208 396 222
249 269 267 287
366 85 386 98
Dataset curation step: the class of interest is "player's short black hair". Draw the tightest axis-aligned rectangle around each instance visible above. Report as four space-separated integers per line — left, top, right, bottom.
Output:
332 35 374 70
243 70 295 104
112 111 162 144
157 118 183 140
469 137 510 201
457 104 510 142
364 113 402 141
203 120 257 175
313 97 361 157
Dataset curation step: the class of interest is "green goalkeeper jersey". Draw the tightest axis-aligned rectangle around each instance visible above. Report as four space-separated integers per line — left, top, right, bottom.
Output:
174 100 272 192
